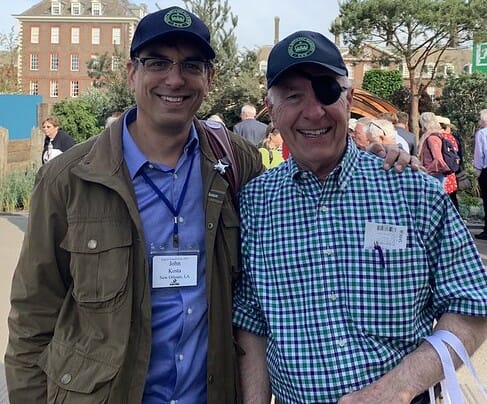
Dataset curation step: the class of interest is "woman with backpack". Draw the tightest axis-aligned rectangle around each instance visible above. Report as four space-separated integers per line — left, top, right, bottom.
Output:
418 112 461 211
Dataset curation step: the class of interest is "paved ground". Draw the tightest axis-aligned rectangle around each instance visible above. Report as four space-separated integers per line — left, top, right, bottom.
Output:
0 214 486 402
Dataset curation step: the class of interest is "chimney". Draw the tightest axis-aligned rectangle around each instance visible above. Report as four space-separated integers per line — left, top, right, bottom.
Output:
274 16 280 45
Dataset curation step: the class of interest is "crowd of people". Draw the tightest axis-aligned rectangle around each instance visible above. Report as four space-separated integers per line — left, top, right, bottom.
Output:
5 5 487 404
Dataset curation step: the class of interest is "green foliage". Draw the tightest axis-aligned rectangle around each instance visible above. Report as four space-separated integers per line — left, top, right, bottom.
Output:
183 0 265 127
362 70 403 102
332 0 487 135
438 72 487 156
0 26 19 93
390 86 432 115
52 98 104 143
0 166 37 212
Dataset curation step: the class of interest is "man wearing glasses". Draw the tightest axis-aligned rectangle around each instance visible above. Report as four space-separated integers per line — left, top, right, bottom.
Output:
234 30 487 404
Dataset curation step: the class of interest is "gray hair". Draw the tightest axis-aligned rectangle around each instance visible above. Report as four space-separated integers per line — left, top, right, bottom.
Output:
480 109 487 124
367 119 397 142
419 112 441 132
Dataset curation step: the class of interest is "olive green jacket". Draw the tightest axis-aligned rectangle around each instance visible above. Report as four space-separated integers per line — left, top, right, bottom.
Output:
5 112 263 403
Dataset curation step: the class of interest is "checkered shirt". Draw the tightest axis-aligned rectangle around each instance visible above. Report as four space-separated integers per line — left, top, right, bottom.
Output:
233 140 487 404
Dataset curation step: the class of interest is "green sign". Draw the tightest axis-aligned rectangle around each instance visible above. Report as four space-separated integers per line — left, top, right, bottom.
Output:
472 42 487 73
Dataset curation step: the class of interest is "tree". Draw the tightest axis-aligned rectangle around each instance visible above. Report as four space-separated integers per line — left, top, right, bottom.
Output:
182 0 265 127
52 98 104 143
362 69 403 103
438 72 487 160
331 0 487 135
0 27 19 93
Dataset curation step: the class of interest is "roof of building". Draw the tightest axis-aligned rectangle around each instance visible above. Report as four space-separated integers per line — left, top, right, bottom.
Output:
16 0 146 20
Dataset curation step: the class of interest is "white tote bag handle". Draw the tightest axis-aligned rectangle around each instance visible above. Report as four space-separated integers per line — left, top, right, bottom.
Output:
424 330 487 403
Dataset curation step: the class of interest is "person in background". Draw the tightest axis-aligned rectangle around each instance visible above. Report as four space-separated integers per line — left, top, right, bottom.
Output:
379 111 417 156
473 109 487 240
418 112 449 184
437 116 460 211
350 116 372 150
234 30 487 404
232 104 267 146
41 116 75 164
367 118 409 153
105 111 123 128
258 123 284 169
207 114 225 125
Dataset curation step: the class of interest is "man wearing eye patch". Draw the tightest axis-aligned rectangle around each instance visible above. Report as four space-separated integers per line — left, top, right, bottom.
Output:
234 30 487 404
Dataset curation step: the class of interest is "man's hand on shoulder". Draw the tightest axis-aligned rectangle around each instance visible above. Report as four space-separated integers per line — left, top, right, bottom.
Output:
367 143 420 173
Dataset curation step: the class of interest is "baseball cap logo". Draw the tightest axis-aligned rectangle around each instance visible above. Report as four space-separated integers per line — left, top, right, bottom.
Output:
288 37 316 59
164 8 192 28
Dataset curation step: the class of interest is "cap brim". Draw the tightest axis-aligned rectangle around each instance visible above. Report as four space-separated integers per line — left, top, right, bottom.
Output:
268 61 347 88
131 31 215 59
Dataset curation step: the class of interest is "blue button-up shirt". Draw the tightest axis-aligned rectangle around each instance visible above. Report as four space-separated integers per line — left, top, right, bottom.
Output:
123 109 207 404
473 126 487 170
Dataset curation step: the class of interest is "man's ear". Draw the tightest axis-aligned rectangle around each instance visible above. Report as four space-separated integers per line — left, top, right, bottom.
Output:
127 60 136 91
207 66 216 90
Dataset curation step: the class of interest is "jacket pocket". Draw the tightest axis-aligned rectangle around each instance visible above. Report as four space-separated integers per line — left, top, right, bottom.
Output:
39 340 116 403
220 203 240 279
60 220 132 309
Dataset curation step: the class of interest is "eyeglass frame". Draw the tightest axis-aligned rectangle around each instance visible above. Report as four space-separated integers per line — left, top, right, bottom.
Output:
133 56 213 77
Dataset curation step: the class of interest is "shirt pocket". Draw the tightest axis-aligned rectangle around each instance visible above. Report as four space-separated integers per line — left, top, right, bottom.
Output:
345 247 430 338
220 202 240 280
60 220 132 309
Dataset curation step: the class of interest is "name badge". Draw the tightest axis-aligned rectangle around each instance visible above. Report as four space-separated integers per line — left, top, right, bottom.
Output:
363 222 407 250
152 254 198 288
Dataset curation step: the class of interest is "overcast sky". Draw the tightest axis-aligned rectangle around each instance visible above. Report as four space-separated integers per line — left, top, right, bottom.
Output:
0 0 341 50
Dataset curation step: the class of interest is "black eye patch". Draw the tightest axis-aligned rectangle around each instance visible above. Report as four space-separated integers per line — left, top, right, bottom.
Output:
303 74 345 105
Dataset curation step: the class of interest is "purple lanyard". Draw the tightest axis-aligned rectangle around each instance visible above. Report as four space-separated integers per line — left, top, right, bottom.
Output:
140 153 196 248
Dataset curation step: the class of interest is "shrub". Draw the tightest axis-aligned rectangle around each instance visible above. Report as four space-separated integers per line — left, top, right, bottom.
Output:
0 166 37 212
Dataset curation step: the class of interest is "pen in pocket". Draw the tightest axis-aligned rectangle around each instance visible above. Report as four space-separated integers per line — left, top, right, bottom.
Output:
374 241 385 267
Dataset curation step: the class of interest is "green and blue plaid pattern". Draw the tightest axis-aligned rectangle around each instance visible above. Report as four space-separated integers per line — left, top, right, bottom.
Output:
233 140 487 403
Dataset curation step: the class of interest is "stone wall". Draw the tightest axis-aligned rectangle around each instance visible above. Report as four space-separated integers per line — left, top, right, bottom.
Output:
0 127 43 179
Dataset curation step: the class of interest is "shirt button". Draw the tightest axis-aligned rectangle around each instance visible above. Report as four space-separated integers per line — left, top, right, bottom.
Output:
330 293 338 301
60 373 72 384
325 249 333 256
87 239 97 249
178 354 184 361
178 216 184 223
147 163 154 169
338 339 346 347
319 205 327 212
187 307 193 314
208 374 214 384
170 400 178 404
207 222 214 229
173 173 178 179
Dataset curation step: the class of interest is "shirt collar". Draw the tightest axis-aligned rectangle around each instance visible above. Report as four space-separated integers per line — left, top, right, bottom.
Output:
288 137 361 190
122 108 199 179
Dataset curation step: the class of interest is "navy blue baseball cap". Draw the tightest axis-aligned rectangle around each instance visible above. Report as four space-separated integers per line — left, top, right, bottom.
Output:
266 30 348 88
130 7 215 59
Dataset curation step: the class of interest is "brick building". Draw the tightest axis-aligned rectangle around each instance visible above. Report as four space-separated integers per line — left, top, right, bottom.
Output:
15 0 147 105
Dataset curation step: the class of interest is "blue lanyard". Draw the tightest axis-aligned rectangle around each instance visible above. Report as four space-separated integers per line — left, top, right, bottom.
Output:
140 153 196 248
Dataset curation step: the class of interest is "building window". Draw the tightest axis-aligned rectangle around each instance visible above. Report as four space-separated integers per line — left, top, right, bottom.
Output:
71 2 81 15
92 28 100 45
29 81 39 95
71 27 80 44
111 56 121 71
30 27 39 44
92 2 102 16
50 80 59 97
71 54 80 71
51 1 61 15
112 28 121 45
50 54 59 71
51 27 60 44
71 81 79 97
30 54 39 71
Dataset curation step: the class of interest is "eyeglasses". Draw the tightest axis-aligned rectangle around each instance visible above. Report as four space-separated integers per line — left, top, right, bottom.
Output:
303 74 349 105
134 57 211 76
368 121 386 136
